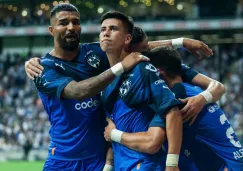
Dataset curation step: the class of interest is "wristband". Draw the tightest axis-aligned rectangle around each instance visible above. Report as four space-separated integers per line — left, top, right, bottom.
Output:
110 62 124 76
103 164 114 171
199 90 213 104
110 129 123 143
166 154 179 167
172 38 184 49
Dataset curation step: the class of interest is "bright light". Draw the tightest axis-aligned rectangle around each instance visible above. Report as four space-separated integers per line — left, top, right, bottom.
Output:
97 7 104 13
22 10 28 17
177 4 183 10
146 1 151 6
13 7 17 12
59 1 64 4
8 5 13 10
45 5 50 11
40 3 45 9
53 1 58 6
119 1 125 6
123 2 128 7
37 10 43 16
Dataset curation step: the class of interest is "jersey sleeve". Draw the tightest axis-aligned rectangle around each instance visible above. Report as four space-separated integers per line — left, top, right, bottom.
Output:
34 62 73 99
149 113 166 128
123 62 180 116
181 63 198 83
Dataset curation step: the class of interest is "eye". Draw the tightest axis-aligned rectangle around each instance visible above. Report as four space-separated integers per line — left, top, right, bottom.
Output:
100 28 105 32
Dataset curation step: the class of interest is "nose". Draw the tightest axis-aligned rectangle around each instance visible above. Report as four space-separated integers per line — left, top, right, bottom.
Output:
67 22 74 31
103 29 110 37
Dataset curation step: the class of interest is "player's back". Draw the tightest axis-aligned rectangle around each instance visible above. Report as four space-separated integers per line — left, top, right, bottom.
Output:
34 43 108 161
172 82 243 171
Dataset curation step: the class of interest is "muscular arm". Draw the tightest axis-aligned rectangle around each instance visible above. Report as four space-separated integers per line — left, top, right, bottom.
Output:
62 69 115 100
148 40 172 50
120 127 166 154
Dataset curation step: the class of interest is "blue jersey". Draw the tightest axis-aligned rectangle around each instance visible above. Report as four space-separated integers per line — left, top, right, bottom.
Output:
34 43 109 162
152 82 243 171
101 62 197 170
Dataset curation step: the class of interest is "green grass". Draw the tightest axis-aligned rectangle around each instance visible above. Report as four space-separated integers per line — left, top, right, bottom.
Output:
0 161 44 171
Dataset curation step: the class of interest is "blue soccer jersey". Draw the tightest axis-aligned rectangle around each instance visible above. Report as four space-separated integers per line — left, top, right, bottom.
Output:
101 62 181 171
152 82 243 171
34 43 109 163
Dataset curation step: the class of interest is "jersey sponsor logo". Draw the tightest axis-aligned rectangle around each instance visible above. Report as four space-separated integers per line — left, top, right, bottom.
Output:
154 79 164 85
75 98 100 110
43 79 51 86
87 54 100 68
119 80 131 97
55 63 65 70
145 64 157 72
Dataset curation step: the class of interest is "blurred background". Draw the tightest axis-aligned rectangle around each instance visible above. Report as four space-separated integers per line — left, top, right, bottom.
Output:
0 0 242 170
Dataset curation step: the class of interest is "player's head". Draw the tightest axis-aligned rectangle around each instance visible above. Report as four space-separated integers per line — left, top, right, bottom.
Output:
130 26 148 52
145 46 182 80
99 11 134 53
49 3 81 51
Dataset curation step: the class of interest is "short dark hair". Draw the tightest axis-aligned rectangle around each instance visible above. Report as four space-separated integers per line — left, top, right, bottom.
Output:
145 46 182 78
100 11 134 35
50 3 79 18
131 26 147 45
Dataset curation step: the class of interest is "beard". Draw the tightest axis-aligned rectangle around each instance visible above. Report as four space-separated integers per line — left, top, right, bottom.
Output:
58 33 81 51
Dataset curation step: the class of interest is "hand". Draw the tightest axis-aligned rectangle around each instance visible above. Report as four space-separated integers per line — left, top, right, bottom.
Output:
183 38 213 59
25 57 44 80
179 94 206 125
121 52 150 72
165 166 180 171
104 119 116 142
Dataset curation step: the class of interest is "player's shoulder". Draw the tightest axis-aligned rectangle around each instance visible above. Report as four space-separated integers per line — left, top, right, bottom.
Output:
39 53 56 67
81 42 102 52
132 62 158 76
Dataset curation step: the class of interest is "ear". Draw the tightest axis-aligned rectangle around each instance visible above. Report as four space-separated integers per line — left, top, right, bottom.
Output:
124 34 132 45
48 26 54 36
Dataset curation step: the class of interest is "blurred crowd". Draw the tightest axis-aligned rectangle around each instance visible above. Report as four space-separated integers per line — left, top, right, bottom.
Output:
0 43 242 154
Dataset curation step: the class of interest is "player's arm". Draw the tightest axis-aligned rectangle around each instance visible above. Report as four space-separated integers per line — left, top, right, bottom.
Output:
180 65 226 124
148 38 213 59
103 143 114 171
104 117 166 154
62 53 149 100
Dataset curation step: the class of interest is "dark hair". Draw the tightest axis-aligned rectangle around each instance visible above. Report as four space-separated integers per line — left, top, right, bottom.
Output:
145 46 182 78
131 26 147 44
100 11 134 35
50 3 79 18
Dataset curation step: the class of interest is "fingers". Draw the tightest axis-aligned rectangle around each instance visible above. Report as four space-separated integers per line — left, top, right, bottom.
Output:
138 54 150 61
189 114 198 125
26 71 35 80
201 43 213 57
30 59 44 72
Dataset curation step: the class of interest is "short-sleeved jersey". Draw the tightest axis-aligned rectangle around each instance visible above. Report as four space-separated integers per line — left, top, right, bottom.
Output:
34 43 109 161
101 62 180 170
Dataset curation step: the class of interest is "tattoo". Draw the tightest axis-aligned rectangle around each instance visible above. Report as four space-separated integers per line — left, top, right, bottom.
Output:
62 69 116 100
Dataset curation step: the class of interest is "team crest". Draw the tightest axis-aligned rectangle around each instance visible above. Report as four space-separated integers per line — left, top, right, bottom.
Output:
119 80 131 97
87 55 100 68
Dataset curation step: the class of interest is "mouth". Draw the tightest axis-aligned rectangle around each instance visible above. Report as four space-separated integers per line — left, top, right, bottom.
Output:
102 39 111 43
65 34 78 40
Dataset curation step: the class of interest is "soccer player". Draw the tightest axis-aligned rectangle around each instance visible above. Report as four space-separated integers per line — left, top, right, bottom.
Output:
105 46 243 171
31 4 149 171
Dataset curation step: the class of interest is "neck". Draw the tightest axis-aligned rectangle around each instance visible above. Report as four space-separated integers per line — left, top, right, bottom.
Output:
51 43 80 61
164 76 183 89
107 48 129 67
